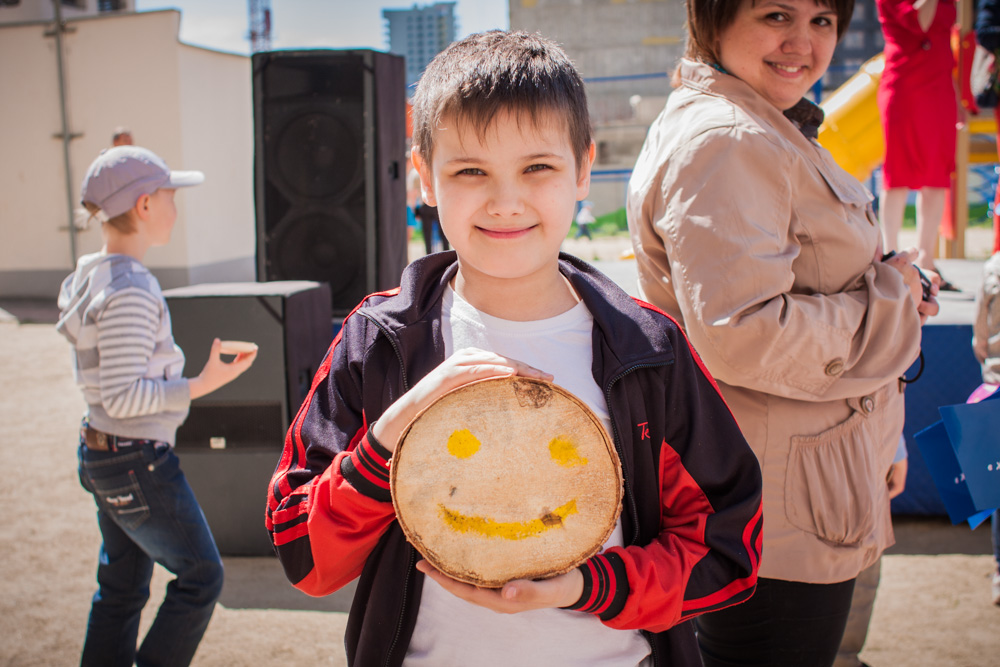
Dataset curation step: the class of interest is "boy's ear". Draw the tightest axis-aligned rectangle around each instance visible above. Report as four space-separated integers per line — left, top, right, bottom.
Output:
411 146 437 207
576 141 597 200
133 193 152 221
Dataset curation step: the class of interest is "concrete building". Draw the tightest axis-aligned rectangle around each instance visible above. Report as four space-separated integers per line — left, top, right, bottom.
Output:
0 8 255 299
510 0 685 216
827 0 884 90
383 2 457 92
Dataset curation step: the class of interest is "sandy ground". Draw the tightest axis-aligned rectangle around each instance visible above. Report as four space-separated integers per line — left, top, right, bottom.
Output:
2 227 998 666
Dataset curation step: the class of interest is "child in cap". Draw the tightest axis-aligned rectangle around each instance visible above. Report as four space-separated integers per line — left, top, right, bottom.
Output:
266 31 762 666
56 145 257 666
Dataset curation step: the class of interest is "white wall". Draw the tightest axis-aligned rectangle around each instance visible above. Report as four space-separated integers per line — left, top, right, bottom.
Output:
0 9 254 297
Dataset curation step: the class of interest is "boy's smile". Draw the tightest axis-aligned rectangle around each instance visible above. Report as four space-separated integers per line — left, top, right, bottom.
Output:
414 109 595 320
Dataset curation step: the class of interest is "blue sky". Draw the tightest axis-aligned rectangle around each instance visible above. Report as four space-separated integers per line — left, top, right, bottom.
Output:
135 0 510 55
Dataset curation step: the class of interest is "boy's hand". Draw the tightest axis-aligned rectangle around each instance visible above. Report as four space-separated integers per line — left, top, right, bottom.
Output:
372 347 553 454
415 560 584 613
188 338 258 400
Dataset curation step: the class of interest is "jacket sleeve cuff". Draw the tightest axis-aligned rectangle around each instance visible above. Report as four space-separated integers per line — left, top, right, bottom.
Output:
561 551 629 621
339 423 393 503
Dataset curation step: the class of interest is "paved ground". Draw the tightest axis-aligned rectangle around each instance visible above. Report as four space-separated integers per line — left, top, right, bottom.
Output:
1 229 997 666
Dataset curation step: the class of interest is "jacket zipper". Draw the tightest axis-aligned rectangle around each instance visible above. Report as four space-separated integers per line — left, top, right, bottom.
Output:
604 361 671 547
360 313 410 392
384 547 417 667
361 312 414 667
605 361 672 667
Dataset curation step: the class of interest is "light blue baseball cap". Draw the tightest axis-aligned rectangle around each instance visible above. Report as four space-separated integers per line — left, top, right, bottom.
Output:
81 145 204 218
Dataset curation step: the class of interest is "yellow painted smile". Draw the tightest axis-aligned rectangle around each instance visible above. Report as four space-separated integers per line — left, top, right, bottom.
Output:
439 499 579 540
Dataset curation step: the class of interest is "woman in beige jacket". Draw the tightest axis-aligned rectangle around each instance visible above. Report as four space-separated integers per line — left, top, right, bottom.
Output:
626 1 940 665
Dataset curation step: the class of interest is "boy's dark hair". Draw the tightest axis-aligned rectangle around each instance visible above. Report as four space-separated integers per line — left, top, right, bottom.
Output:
685 0 855 64
411 30 592 169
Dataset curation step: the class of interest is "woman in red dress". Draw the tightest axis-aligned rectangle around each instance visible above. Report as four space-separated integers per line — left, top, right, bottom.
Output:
877 0 959 284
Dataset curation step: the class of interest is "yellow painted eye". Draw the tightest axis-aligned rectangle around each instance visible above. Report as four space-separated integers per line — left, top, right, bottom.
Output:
447 429 481 459
549 436 588 467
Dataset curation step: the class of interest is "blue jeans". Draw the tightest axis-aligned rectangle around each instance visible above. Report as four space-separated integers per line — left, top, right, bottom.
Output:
78 439 223 667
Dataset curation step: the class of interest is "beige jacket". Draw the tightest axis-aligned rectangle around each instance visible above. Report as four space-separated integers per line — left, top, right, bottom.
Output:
627 60 923 584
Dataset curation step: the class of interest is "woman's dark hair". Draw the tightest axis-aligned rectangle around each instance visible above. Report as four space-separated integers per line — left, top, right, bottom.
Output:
685 0 855 64
411 30 592 169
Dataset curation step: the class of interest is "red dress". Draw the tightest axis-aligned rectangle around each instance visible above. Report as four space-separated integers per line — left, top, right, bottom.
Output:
877 0 957 189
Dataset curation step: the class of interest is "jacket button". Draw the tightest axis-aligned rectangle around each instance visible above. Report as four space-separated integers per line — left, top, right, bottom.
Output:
862 396 875 413
825 358 845 376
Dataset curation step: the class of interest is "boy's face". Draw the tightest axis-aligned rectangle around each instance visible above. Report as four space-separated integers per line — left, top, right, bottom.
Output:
415 109 594 288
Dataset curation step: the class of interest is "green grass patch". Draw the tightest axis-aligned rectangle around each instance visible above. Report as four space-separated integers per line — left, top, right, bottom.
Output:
902 203 993 228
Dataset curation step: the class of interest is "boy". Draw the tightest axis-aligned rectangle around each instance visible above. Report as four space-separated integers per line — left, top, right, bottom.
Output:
57 146 257 666
267 31 762 666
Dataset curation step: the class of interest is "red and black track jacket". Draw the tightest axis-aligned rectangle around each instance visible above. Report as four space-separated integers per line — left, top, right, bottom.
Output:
267 252 762 666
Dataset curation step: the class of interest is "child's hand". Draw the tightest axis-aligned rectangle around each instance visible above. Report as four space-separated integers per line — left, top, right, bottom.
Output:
371 347 552 454
415 560 584 613
188 338 258 400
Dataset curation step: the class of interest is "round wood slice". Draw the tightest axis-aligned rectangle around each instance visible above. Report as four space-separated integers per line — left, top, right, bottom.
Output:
391 376 623 588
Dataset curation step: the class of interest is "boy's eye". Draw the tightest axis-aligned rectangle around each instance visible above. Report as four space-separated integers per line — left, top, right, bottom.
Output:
525 164 552 173
456 167 485 176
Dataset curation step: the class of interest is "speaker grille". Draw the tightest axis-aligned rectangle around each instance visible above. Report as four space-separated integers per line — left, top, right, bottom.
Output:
176 403 285 451
253 49 407 316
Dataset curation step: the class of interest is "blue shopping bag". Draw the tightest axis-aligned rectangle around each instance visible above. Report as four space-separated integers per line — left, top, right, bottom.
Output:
913 389 1000 526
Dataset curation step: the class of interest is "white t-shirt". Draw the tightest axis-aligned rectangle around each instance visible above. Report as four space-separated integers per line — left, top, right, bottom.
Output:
403 286 651 667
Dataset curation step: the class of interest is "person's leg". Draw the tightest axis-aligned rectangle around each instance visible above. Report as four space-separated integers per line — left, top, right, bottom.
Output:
436 219 449 251
81 507 155 667
992 510 1000 605
129 445 224 667
833 558 881 667
421 216 433 255
914 187 947 271
879 187 908 253
696 577 856 667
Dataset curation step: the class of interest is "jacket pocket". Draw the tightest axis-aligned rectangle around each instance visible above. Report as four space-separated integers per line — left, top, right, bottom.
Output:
784 406 879 547
89 471 151 531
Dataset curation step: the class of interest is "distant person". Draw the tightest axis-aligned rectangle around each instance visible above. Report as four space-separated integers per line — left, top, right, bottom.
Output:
575 200 596 239
111 127 134 146
57 146 257 666
414 200 449 254
970 251 1000 606
266 30 762 666
877 0 961 290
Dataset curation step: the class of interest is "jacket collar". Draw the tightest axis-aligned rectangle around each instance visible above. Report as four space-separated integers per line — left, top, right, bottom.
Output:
677 58 824 140
361 251 675 377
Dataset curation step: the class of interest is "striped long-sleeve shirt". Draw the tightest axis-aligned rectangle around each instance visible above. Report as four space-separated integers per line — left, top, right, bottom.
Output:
57 252 190 444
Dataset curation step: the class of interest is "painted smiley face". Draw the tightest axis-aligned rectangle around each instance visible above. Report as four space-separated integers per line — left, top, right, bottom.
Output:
391 377 623 588
439 428 588 540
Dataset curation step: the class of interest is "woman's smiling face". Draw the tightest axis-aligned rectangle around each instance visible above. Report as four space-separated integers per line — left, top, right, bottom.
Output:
717 0 839 111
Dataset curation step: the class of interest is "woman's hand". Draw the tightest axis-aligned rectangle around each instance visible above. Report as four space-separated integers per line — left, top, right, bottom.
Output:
415 560 584 613
883 248 941 324
371 348 553 454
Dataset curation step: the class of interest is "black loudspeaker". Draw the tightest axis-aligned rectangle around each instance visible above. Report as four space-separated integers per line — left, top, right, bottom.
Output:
252 49 408 316
163 281 332 556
